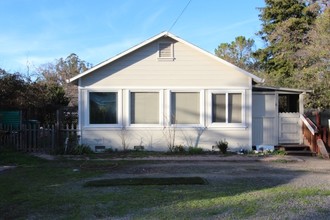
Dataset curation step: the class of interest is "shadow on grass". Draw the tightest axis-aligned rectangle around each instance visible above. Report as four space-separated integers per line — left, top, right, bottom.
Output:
84 177 207 186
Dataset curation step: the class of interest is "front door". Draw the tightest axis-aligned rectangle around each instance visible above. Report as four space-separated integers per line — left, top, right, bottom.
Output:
252 93 278 146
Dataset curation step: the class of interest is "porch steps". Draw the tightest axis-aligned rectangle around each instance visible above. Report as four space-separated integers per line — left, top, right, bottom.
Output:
277 144 316 156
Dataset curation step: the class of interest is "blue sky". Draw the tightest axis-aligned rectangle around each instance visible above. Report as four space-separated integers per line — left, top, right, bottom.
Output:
0 0 265 74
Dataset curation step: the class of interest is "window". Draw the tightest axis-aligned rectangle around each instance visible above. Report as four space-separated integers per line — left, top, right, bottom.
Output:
171 92 200 124
158 42 173 59
278 94 299 113
131 92 159 124
89 92 117 124
212 94 226 122
212 93 242 124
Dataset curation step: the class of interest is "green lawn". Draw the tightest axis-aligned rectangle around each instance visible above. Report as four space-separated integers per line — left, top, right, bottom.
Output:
1 151 330 219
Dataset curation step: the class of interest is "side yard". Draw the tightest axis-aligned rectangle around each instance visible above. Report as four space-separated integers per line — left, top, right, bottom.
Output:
1 151 330 219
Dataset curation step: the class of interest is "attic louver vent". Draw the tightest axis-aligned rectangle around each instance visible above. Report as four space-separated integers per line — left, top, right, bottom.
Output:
159 42 172 58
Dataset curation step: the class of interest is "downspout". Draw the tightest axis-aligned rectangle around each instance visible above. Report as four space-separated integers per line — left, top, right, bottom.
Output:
248 78 253 148
78 78 82 145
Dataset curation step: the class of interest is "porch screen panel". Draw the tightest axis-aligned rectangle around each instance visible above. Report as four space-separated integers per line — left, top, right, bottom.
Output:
172 92 200 124
212 94 226 122
89 92 117 124
131 92 159 124
228 93 242 123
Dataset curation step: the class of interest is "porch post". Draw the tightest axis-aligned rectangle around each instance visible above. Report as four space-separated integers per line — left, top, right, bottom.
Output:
299 93 305 144
299 93 305 114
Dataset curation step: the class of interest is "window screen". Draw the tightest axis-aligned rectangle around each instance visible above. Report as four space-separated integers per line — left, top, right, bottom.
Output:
131 92 159 124
228 93 242 123
171 92 200 124
212 94 226 122
212 93 242 123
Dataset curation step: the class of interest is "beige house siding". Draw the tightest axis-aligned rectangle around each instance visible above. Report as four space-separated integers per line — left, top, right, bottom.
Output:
77 35 254 151
81 37 250 88
80 128 250 151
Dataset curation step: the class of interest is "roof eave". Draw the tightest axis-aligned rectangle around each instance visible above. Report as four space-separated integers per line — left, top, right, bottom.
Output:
253 85 313 93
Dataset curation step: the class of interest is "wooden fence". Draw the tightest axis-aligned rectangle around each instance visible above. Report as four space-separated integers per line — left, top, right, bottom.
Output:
0 123 79 153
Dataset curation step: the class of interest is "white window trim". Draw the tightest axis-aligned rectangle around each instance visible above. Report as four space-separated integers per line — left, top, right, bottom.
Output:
85 89 123 128
208 90 246 128
168 90 205 128
127 89 164 128
157 42 175 61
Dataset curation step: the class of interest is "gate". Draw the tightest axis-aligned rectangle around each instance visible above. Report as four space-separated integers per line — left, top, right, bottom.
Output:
278 113 301 144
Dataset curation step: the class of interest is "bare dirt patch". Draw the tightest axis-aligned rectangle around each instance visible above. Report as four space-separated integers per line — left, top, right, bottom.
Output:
94 155 330 189
87 155 330 219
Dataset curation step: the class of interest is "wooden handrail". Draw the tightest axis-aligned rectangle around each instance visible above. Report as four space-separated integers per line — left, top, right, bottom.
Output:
300 114 318 135
300 114 320 153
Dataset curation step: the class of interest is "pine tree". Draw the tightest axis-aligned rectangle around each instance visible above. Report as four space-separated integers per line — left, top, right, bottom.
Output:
295 7 330 108
255 0 319 86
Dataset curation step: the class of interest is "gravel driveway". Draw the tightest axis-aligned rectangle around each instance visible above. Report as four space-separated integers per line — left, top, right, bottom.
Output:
98 155 330 219
99 155 330 188
13 153 330 189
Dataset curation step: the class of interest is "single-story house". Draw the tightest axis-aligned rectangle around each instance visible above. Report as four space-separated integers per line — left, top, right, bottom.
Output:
69 32 307 151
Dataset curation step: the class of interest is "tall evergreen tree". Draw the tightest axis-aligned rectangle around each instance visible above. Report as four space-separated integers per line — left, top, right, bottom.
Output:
295 7 330 108
254 0 319 86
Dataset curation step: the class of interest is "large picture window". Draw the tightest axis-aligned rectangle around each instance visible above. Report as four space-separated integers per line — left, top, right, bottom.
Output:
171 92 200 124
131 92 159 124
212 93 242 123
89 92 117 124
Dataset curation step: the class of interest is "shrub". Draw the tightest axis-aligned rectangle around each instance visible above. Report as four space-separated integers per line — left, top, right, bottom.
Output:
272 149 287 155
188 146 204 155
70 144 94 155
104 148 114 153
172 145 186 153
215 139 228 154
133 145 144 151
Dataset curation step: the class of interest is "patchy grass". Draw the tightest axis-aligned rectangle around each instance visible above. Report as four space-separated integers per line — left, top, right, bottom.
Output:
0 150 47 166
84 177 207 187
1 151 330 219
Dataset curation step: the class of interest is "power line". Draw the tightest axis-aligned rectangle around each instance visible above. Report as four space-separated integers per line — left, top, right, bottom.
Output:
168 0 192 32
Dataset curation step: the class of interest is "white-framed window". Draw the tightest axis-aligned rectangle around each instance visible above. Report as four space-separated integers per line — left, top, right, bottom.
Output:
89 92 117 124
87 90 122 126
169 90 204 126
158 42 174 61
128 90 163 126
131 92 159 124
209 90 245 127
